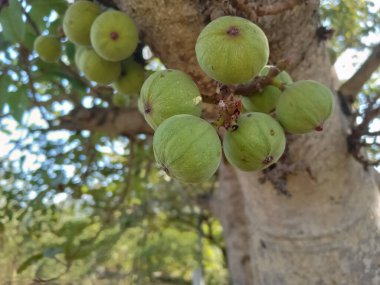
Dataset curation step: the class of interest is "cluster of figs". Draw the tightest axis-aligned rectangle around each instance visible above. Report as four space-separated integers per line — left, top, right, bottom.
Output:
33 1 334 184
33 0 146 105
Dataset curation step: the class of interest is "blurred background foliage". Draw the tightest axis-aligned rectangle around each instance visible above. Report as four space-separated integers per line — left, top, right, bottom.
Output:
0 0 379 284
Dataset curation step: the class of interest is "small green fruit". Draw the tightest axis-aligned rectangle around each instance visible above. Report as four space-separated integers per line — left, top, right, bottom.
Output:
259 65 293 85
241 86 281 114
140 70 202 130
195 16 269 84
90 10 138 62
137 97 144 114
153 114 222 183
114 60 145 95
34 35 61 62
80 49 121 85
241 66 293 113
223 112 286 171
276 80 334 134
112 92 131 107
63 1 101 46
74 46 87 70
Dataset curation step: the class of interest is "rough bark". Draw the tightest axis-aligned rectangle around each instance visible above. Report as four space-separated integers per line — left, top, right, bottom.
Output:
210 162 253 285
109 0 380 284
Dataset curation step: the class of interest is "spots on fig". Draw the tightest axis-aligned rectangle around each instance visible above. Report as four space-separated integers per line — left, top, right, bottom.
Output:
247 114 252 117
270 129 275 136
262 155 273 165
144 103 152 114
160 73 165 78
110 31 119 40
315 125 323 131
227 26 239 36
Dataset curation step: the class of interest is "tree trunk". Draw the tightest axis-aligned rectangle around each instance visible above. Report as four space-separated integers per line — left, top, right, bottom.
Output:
115 0 380 284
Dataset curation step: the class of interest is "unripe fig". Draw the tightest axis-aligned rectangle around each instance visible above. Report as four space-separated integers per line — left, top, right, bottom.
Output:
259 65 293 85
80 49 121 85
153 114 222 183
223 112 286 171
63 1 101 46
195 16 269 85
241 86 281 114
90 10 138 62
74 46 87 70
114 60 145 95
241 66 292 113
34 35 61 63
276 80 334 134
137 97 144 115
140 70 202 130
112 92 131 107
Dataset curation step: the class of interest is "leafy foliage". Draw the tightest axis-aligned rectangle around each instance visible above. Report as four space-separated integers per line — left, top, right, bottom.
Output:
0 0 378 284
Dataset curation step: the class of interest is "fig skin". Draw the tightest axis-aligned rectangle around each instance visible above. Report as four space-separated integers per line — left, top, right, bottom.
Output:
74 46 87 70
259 65 293 85
223 112 286 171
63 1 101 46
140 70 202 130
79 49 121 85
241 85 281 114
90 10 138 62
34 35 61 63
276 80 335 134
241 65 293 113
153 115 222 183
112 92 131 107
114 59 145 96
195 16 269 85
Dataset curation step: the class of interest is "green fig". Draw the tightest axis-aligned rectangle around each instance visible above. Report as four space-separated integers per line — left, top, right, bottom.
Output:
223 112 286 171
63 1 101 46
114 60 145 95
241 86 281 114
140 69 202 130
90 10 138 62
112 92 131 107
259 65 293 85
276 80 334 134
241 66 293 113
74 46 87 70
34 35 61 63
153 114 222 183
137 97 144 115
195 16 269 85
80 49 121 85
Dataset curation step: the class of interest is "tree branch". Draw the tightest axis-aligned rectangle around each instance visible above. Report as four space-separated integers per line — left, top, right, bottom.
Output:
339 43 380 101
55 106 153 137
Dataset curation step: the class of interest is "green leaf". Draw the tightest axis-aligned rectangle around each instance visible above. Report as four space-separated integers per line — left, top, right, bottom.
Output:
0 0 26 44
7 86 30 123
17 253 44 273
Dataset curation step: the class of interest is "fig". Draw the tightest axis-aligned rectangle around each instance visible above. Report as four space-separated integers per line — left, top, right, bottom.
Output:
112 92 131 107
195 16 269 85
74 46 87 70
34 35 61 63
240 66 292 113
241 86 281 114
63 1 101 46
114 59 145 95
140 70 202 130
223 112 286 171
79 49 121 85
259 65 293 85
276 80 334 134
153 114 222 183
90 10 138 62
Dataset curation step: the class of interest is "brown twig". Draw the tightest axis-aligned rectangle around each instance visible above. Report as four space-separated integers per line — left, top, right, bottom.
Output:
21 1 40 35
